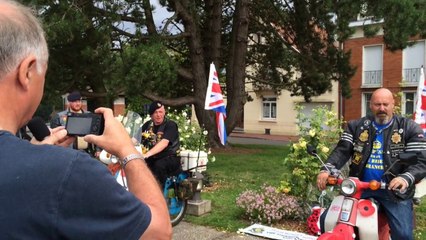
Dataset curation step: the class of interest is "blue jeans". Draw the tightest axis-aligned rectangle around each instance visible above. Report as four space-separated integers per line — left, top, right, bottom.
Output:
362 189 414 240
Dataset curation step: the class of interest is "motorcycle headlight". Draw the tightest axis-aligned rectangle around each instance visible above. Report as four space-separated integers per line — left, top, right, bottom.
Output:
340 179 356 196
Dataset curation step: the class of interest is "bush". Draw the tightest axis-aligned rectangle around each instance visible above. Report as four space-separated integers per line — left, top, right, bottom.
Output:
166 108 209 152
236 185 303 224
280 105 343 212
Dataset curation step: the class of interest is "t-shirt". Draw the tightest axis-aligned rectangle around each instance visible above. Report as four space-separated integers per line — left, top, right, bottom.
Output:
362 121 392 182
140 119 179 159
0 130 150 239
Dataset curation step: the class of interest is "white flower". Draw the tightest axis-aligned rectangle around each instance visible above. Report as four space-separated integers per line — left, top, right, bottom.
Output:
184 126 188 130
142 116 150 123
309 129 316 137
203 130 208 135
122 117 128 126
116 115 124 122
182 112 187 117
211 156 216 162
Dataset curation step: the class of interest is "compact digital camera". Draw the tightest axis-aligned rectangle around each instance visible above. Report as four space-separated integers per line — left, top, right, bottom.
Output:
65 112 104 136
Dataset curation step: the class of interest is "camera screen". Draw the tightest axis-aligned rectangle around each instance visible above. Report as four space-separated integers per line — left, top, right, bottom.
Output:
66 117 92 136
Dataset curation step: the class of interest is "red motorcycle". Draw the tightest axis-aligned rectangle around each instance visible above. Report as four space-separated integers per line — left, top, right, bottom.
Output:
306 146 418 240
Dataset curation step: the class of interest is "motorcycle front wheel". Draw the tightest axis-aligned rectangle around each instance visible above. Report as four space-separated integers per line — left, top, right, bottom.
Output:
167 195 187 226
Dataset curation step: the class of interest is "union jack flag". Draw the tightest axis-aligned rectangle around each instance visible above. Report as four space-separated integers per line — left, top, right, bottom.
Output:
205 63 227 145
414 66 426 133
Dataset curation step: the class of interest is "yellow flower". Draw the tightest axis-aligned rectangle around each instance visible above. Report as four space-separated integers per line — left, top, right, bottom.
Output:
283 188 290 194
321 146 329 153
293 143 299 150
309 129 316 137
142 132 150 138
299 140 307 148
142 146 148 154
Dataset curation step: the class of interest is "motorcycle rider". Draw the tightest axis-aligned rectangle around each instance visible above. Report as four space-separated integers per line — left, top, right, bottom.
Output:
316 88 426 240
136 101 181 186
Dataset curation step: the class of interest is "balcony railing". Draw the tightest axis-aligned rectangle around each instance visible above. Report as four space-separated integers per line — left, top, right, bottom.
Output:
363 70 382 86
403 68 422 84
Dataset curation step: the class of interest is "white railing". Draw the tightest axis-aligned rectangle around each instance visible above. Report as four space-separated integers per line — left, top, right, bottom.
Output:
403 68 421 84
363 70 382 86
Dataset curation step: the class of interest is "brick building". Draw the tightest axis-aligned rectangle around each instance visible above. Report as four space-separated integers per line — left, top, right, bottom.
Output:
342 19 425 121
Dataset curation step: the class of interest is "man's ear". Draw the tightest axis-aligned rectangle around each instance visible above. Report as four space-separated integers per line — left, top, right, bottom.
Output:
17 55 37 91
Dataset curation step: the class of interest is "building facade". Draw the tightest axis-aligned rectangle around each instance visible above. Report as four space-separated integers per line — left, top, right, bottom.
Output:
243 81 340 136
342 20 425 121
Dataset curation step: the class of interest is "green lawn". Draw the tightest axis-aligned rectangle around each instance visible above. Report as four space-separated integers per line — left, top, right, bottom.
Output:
184 143 426 239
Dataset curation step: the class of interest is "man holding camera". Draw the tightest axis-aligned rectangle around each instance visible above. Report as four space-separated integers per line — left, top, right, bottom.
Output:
0 1 171 239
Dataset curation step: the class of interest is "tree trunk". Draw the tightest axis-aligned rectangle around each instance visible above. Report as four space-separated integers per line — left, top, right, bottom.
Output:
225 0 249 137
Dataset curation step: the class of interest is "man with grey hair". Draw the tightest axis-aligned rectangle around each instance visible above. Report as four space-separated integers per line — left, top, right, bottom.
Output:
0 1 171 239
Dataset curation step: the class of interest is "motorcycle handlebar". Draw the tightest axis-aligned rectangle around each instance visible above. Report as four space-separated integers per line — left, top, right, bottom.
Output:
326 177 406 194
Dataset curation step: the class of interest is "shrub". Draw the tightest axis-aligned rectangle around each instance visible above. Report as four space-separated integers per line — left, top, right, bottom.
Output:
166 108 209 152
236 185 303 224
280 105 343 212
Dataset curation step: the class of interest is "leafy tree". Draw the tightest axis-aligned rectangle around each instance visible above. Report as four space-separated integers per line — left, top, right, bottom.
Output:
26 0 426 147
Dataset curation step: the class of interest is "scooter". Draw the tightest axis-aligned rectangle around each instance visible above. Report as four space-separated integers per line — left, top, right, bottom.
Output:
98 111 208 226
306 145 418 240
100 149 207 226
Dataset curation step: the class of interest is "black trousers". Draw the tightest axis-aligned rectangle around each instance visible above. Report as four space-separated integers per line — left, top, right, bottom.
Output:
146 155 182 186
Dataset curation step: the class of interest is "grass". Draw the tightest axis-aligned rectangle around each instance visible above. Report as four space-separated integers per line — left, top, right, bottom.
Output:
186 145 288 232
183 143 426 239
185 143 291 231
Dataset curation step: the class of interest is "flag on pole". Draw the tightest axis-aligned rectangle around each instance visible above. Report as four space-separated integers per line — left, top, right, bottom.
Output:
205 63 227 145
414 66 426 132
413 66 426 200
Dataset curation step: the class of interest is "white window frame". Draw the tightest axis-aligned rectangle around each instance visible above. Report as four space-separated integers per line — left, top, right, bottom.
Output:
362 45 383 87
402 91 417 116
402 40 425 85
262 96 277 120
362 92 373 117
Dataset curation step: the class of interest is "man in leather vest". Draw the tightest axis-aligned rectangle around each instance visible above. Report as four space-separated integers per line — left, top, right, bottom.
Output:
139 101 181 186
316 88 426 240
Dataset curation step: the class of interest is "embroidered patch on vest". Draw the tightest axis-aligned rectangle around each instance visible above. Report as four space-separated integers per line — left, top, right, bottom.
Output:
352 152 362 165
391 132 402 144
359 130 369 142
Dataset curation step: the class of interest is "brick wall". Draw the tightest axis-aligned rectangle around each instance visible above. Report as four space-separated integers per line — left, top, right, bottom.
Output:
342 35 416 121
